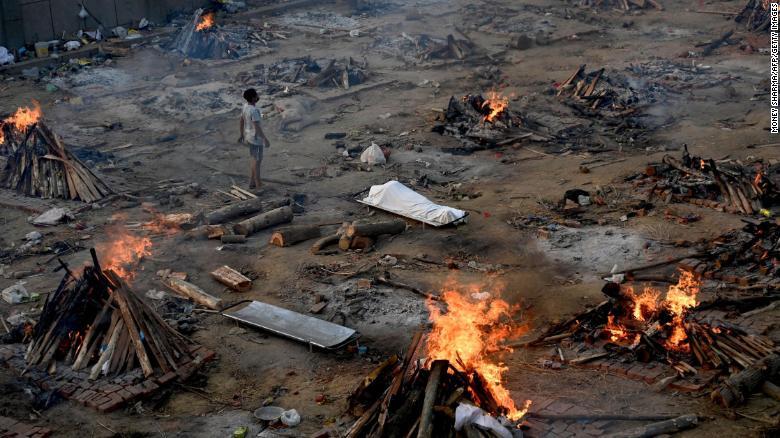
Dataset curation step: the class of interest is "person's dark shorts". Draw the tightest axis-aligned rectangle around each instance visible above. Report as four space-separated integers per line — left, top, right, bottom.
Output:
247 142 263 160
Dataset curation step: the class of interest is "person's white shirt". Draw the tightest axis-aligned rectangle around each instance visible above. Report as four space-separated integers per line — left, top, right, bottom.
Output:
242 103 263 145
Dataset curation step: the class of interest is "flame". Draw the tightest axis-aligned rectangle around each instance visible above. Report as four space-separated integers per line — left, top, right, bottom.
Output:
426 279 531 421
662 271 700 352
624 286 660 322
754 171 763 186
0 123 5 144
196 12 215 31
605 314 639 344
699 159 705 170
5 101 42 133
95 218 152 281
481 91 509 123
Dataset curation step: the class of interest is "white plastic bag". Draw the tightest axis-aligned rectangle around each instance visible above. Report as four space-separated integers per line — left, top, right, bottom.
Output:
0 46 14 65
280 409 300 426
2 283 29 304
360 143 386 165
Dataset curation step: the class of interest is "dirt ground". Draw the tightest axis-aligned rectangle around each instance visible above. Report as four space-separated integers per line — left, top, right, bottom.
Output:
1 0 779 436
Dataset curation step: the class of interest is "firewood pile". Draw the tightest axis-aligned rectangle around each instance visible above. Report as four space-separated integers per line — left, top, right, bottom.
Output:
570 0 663 10
556 64 664 115
735 0 772 32
372 33 474 63
0 120 112 203
25 250 196 380
432 92 550 153
533 272 779 377
676 219 780 289
171 9 253 59
344 332 523 438
629 146 778 215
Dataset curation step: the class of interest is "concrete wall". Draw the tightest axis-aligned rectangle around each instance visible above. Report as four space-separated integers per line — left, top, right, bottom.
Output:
1 0 206 48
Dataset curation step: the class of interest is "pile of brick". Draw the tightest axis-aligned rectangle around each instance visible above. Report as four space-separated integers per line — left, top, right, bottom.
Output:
0 416 51 438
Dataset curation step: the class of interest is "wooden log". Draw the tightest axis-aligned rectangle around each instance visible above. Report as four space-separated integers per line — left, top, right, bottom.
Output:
350 236 375 251
162 277 223 310
346 219 407 239
112 288 154 377
269 224 322 247
701 30 734 56
210 265 252 292
711 354 780 407
602 414 698 438
311 233 341 254
762 381 780 401
205 197 290 225
417 359 449 438
233 206 293 236
339 235 353 251
89 318 123 380
72 298 113 370
220 234 247 244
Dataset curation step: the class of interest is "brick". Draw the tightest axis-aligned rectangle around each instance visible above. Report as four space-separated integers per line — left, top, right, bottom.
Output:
98 394 124 413
115 388 132 401
126 383 145 397
195 348 216 362
640 366 667 384
86 395 110 409
75 389 96 404
100 383 122 393
141 380 160 395
625 364 646 381
531 397 556 413
57 383 77 398
157 371 177 385
546 401 574 415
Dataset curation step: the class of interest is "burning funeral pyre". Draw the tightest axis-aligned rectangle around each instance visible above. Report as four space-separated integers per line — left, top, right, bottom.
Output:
171 9 252 59
345 281 530 437
535 271 778 380
0 101 112 202
432 92 546 154
25 249 197 379
630 146 778 216
735 0 773 32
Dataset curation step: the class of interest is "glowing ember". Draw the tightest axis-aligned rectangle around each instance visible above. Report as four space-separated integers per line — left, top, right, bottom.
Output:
481 91 509 123
699 159 705 170
0 123 5 144
662 271 700 351
5 101 42 132
196 12 215 31
96 218 152 281
426 280 531 421
754 171 763 187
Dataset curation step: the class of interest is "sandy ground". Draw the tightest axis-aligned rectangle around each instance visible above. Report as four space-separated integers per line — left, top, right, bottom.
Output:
1 0 780 436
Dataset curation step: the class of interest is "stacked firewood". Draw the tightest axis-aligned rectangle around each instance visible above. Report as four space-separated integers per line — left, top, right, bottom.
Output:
171 9 246 59
309 220 406 254
345 332 519 438
26 251 195 379
0 122 112 202
533 287 778 373
556 65 661 113
678 220 780 288
422 34 473 60
735 0 772 32
632 146 777 215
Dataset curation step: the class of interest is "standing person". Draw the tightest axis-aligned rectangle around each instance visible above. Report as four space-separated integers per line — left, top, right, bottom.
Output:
238 88 270 190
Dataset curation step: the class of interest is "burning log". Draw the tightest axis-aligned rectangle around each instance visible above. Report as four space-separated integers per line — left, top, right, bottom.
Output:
25 252 195 379
162 276 223 310
210 265 252 292
269 224 322 247
205 197 290 224
417 359 448 438
233 206 294 236
0 110 111 202
711 354 780 407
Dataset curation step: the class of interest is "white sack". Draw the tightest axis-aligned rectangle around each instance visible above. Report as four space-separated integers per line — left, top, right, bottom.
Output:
359 180 467 227
360 143 386 165
454 403 513 438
